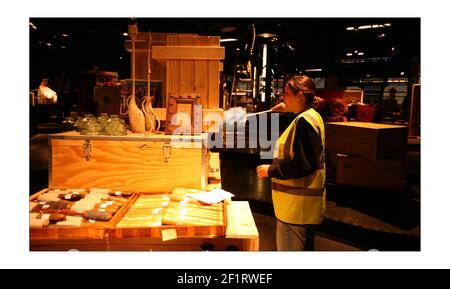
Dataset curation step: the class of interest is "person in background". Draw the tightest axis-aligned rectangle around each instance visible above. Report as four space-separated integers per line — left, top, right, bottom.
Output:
37 78 57 104
256 75 326 251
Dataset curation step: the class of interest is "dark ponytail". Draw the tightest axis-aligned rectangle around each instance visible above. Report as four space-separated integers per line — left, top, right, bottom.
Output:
286 75 316 106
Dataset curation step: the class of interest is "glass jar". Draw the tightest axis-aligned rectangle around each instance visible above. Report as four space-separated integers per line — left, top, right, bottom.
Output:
80 114 97 135
74 116 83 132
97 113 109 135
105 115 126 136
85 118 100 135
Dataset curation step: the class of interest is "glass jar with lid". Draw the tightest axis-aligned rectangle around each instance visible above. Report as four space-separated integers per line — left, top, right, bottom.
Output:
97 113 109 135
80 114 97 135
105 114 126 136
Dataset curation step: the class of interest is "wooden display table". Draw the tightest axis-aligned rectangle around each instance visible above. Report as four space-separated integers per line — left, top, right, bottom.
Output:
30 201 259 251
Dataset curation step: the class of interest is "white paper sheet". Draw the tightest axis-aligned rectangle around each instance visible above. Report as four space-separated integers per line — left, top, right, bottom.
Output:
187 189 234 204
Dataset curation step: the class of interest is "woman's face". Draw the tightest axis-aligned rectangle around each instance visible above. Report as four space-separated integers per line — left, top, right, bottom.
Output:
283 84 301 112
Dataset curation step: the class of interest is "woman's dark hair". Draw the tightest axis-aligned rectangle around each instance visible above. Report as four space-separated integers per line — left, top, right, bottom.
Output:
286 75 316 106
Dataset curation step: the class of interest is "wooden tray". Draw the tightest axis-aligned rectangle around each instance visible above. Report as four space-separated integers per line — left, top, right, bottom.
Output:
110 192 227 239
29 188 132 240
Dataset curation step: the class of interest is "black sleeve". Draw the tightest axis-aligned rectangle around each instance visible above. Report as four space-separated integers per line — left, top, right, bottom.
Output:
268 117 322 180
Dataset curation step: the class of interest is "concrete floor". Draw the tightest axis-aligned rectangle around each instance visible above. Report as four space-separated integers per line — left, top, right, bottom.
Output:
253 213 362 251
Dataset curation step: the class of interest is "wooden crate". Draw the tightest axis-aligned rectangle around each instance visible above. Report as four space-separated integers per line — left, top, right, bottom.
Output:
164 34 224 109
29 188 131 240
48 132 209 192
325 122 408 160
335 154 405 190
110 193 227 239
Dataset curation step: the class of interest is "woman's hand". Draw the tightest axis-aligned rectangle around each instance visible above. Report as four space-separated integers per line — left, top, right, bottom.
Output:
256 165 270 178
270 102 286 112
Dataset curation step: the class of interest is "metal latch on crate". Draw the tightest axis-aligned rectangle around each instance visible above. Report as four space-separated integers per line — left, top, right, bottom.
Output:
83 140 91 161
163 143 171 163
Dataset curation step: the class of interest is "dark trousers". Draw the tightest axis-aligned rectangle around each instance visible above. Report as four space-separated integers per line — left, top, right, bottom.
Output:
276 220 315 251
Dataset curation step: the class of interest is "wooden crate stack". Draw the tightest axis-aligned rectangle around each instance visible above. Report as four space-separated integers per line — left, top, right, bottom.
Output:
325 122 408 190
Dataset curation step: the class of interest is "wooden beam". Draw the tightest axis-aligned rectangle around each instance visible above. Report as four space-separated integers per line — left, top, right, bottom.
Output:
153 46 225 61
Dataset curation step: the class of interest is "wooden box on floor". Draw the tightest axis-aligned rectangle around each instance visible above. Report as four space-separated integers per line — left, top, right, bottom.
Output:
48 131 209 193
335 154 405 190
325 122 408 160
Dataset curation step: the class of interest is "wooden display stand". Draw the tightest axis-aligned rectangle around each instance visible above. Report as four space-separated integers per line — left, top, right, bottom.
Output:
30 200 258 251
125 32 225 109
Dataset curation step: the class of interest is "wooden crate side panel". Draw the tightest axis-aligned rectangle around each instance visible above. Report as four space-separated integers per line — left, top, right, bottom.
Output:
325 124 379 159
194 36 209 108
31 237 257 251
335 155 405 190
166 35 181 106
377 127 408 159
135 52 148 80
51 143 204 192
178 36 196 96
207 36 220 109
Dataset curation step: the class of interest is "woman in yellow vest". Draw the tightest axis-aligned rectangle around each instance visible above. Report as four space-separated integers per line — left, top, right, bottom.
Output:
257 75 326 251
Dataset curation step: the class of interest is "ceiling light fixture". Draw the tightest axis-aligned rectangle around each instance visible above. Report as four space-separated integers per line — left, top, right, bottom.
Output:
358 25 372 30
257 33 278 38
346 27 355 31
305 68 322 72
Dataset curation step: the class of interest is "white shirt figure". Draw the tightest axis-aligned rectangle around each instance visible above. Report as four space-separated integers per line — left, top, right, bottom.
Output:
38 79 57 104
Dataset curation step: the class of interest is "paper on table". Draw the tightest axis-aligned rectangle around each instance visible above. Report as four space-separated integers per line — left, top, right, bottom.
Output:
187 189 234 204
161 229 178 241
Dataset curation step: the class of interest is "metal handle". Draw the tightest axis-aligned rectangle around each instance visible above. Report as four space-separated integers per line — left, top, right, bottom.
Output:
83 140 91 161
163 143 171 163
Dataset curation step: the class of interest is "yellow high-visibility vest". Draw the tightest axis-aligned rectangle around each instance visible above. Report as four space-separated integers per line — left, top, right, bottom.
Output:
272 108 326 225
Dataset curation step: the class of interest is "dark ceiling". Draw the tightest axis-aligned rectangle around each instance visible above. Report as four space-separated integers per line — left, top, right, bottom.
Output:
29 17 420 87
